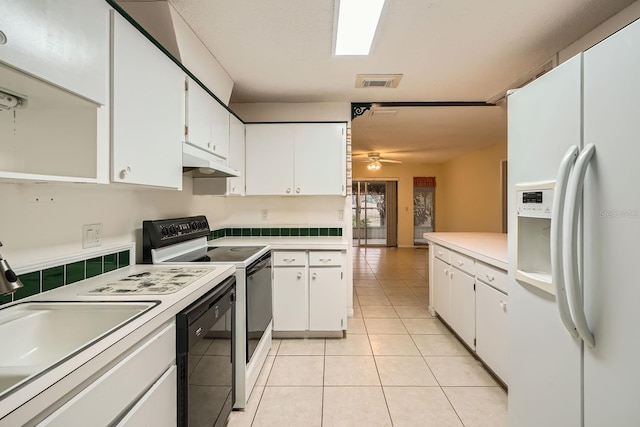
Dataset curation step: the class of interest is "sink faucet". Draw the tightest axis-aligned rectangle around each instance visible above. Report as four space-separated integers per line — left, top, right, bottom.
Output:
0 242 23 296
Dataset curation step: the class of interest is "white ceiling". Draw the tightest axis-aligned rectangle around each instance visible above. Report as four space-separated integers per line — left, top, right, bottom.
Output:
163 0 635 163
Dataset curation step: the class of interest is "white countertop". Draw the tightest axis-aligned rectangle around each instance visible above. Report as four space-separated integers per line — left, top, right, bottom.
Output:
210 236 349 251
0 264 235 424
423 232 508 270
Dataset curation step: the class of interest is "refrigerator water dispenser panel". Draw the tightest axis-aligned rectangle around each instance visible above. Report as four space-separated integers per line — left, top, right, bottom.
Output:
515 182 555 295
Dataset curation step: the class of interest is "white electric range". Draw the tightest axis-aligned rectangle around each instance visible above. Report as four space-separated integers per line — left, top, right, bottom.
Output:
142 216 272 410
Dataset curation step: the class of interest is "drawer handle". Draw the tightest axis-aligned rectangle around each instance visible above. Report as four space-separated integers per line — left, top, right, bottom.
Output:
444 269 449 277
283 258 295 262
486 274 495 282
319 258 332 262
312 273 317 280
286 188 292 194
438 251 444 256
500 301 507 312
297 272 303 279
457 261 464 266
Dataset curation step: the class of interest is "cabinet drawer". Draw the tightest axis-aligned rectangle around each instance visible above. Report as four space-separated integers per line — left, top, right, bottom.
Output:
116 365 177 427
432 244 451 263
41 322 176 426
476 262 508 294
451 251 475 276
309 251 342 267
272 251 307 266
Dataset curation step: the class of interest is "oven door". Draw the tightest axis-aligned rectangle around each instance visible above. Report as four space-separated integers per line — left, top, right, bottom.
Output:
245 252 272 362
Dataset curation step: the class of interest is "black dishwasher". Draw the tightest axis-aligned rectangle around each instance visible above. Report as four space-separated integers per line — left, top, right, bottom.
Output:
176 276 235 427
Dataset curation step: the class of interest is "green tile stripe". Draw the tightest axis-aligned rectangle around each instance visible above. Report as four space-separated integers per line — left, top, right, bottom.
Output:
207 227 343 240
1 250 132 306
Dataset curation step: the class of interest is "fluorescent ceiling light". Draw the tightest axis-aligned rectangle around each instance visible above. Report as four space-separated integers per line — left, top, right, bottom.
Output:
335 0 385 55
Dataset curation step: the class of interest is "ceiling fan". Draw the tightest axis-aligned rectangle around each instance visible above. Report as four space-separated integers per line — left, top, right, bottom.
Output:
356 152 402 170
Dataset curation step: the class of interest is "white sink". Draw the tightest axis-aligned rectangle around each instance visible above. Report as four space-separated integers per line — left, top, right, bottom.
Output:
0 301 157 397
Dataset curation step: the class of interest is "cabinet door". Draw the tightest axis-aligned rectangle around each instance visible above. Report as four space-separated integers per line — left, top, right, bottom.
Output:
0 0 109 105
476 282 508 383
309 267 345 331
272 267 308 331
449 268 476 349
227 114 245 195
116 365 177 427
245 124 295 195
210 100 230 160
186 77 213 151
433 258 451 322
294 123 346 195
111 12 183 189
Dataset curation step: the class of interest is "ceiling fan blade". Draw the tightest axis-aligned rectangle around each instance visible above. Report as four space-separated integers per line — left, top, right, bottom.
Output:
380 159 402 163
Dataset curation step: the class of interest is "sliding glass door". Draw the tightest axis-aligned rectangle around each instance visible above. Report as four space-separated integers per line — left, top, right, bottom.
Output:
352 181 397 247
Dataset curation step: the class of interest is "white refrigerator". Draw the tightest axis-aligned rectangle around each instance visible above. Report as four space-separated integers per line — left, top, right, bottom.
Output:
508 18 640 427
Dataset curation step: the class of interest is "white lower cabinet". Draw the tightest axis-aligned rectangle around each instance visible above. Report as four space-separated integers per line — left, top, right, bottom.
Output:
433 257 451 322
429 241 508 384
273 265 308 331
309 267 346 331
272 250 346 333
39 322 176 426
449 267 476 349
476 280 509 383
115 365 177 427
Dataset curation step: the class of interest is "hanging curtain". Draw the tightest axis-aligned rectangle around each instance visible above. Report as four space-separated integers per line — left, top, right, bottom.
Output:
413 177 436 245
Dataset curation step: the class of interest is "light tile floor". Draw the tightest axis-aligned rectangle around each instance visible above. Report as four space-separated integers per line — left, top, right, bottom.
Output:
228 247 507 427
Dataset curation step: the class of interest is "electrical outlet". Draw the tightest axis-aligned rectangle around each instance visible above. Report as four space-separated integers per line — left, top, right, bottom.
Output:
82 223 103 249
261 209 268 221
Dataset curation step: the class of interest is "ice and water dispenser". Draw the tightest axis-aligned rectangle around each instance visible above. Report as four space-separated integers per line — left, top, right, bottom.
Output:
515 182 556 295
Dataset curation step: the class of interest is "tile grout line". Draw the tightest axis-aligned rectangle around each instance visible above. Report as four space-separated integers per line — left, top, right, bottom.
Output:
366 261 397 427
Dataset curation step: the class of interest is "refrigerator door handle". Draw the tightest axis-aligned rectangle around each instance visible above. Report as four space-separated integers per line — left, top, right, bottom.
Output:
551 145 580 338
563 143 596 347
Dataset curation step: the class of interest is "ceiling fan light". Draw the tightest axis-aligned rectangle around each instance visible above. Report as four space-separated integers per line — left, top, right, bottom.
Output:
367 160 381 170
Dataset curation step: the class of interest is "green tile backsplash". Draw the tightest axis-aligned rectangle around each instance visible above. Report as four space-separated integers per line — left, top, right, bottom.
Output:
42 266 64 292
104 254 118 272
1 250 132 306
86 257 103 278
14 272 40 300
207 227 343 240
65 261 85 285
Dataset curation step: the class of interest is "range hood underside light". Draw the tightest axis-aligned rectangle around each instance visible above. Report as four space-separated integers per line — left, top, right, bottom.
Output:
182 142 240 178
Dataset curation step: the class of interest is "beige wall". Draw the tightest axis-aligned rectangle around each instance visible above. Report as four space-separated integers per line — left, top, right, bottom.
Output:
352 162 444 247
438 141 507 232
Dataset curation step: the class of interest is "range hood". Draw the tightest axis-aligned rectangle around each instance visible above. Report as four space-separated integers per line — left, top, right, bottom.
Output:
182 142 239 178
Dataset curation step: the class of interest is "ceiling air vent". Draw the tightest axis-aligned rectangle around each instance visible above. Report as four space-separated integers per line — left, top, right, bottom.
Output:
356 74 403 88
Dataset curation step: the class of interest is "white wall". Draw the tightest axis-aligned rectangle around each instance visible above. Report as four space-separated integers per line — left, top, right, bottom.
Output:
0 176 226 267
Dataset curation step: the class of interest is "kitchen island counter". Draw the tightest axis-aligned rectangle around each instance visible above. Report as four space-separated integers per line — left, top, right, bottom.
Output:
423 232 507 270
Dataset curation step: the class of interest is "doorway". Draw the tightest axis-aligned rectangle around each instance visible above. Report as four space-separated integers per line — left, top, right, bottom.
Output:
352 180 398 247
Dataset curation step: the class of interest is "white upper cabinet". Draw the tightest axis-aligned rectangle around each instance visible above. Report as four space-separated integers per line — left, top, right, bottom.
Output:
245 124 296 195
245 123 346 196
185 77 229 161
111 11 184 189
0 0 110 105
294 123 346 195
228 114 246 195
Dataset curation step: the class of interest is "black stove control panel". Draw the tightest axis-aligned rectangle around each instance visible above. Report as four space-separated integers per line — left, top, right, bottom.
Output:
142 216 210 263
